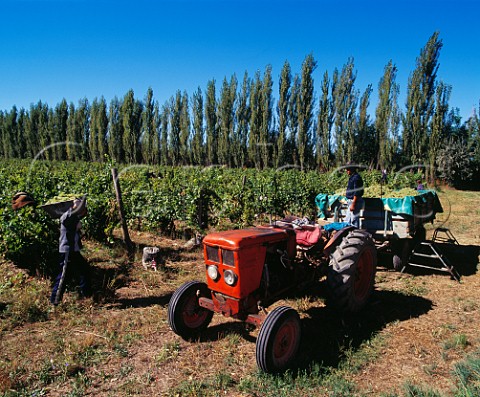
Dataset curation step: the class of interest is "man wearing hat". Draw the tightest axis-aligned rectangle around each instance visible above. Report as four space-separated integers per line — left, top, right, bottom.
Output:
50 197 91 305
12 192 36 210
345 163 364 228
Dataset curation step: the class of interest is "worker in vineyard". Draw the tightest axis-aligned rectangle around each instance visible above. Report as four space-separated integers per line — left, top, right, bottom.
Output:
12 191 36 210
345 163 364 228
50 197 91 305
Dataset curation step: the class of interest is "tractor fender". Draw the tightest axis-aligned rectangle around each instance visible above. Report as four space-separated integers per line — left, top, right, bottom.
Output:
322 226 356 257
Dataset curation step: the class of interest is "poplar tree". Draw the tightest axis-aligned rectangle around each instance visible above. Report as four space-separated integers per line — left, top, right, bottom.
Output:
297 54 317 170
66 102 76 160
121 90 143 163
260 65 273 168
180 91 191 165
4 108 15 158
152 102 160 164
0 111 4 158
77 99 90 161
65 99 89 161
375 61 400 169
333 58 358 165
89 98 100 161
276 61 291 168
217 77 229 166
25 102 45 159
108 97 123 163
205 80 217 165
96 97 108 162
345 96 359 164
316 71 333 170
234 72 250 168
356 85 376 167
159 103 170 166
191 87 204 166
66 101 86 161
429 81 451 181
218 75 237 166
402 31 443 164
46 108 55 160
17 108 27 158
169 92 182 166
52 99 68 160
288 75 300 166
26 102 42 158
469 103 480 163
249 70 263 168
141 87 159 164
142 88 161 165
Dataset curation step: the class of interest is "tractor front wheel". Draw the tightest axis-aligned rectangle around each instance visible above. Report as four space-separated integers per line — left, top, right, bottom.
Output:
168 280 213 340
256 306 301 373
327 229 377 312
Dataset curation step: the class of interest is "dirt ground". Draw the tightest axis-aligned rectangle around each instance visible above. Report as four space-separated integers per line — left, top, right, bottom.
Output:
351 261 480 394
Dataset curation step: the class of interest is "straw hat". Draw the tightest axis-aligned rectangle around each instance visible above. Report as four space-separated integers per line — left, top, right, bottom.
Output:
12 192 36 210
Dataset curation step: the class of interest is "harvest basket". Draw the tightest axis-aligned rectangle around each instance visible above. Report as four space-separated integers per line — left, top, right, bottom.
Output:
39 200 74 219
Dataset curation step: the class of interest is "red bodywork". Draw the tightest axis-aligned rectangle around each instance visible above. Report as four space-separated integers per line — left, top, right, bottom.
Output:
199 226 296 324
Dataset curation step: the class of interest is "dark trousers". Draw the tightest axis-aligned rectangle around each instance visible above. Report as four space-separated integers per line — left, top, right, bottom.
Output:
50 251 91 305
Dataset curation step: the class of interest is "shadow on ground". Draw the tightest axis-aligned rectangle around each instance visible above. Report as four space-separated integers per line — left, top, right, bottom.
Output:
428 243 479 277
379 243 479 280
295 289 433 371
163 284 433 374
107 293 173 309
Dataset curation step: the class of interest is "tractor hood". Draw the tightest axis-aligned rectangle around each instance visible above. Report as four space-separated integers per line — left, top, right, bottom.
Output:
203 227 289 250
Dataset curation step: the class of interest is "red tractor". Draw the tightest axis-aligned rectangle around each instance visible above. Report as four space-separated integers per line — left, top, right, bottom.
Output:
168 218 377 373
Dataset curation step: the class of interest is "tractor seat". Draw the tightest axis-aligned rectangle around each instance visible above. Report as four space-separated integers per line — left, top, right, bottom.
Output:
295 226 322 247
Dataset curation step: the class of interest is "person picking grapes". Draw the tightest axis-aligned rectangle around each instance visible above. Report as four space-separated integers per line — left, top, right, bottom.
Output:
50 196 91 305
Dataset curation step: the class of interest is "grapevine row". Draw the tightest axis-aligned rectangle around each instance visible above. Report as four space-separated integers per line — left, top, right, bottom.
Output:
0 160 423 274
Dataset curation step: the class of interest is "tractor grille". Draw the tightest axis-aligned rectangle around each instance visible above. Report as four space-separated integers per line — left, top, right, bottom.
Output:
222 249 235 267
206 245 220 263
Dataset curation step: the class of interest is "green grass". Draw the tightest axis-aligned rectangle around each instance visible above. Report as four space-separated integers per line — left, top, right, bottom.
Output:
378 350 480 397
443 334 471 351
452 352 480 397
155 341 181 364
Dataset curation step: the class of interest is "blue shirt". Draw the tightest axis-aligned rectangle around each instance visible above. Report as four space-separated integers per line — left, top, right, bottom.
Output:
59 209 82 253
346 172 364 199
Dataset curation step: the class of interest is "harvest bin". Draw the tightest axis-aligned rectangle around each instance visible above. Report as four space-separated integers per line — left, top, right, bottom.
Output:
315 190 443 240
316 191 446 272
39 200 75 219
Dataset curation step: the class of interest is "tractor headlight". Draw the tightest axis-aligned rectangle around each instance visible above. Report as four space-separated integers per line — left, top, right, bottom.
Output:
223 269 238 286
207 265 219 281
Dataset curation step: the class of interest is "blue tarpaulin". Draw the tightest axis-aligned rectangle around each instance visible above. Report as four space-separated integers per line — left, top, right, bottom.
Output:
315 190 443 218
322 222 350 232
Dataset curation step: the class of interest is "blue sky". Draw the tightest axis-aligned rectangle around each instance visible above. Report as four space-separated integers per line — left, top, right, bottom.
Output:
1 0 479 122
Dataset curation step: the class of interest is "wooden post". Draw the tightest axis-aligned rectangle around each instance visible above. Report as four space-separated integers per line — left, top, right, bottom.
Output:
111 168 134 256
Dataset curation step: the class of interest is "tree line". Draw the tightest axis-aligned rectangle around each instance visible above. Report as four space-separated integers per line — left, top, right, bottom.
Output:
1 32 479 185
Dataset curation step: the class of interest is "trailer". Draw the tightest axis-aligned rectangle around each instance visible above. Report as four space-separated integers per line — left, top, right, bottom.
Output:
315 190 460 280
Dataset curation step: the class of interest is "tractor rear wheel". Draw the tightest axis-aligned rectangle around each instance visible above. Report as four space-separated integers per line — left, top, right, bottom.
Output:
168 280 213 340
327 229 377 312
256 306 301 373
